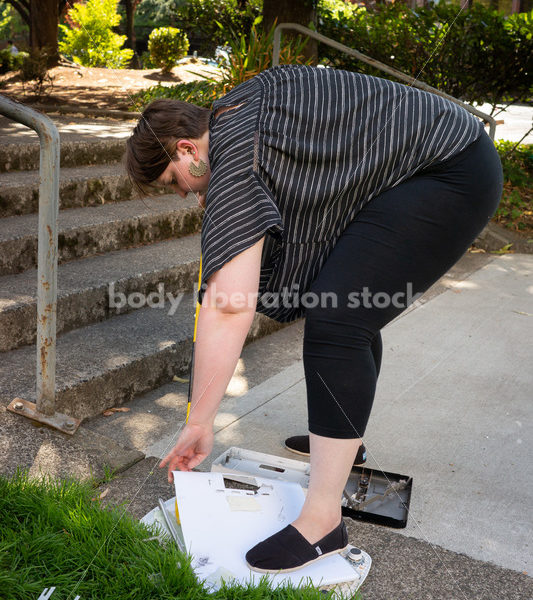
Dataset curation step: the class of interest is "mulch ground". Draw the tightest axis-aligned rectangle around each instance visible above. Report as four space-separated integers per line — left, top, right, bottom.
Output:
0 61 220 111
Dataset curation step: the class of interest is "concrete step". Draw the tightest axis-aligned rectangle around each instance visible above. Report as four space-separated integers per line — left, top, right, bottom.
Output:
0 193 203 275
0 114 133 173
0 163 136 217
0 138 127 174
0 233 201 352
0 295 287 421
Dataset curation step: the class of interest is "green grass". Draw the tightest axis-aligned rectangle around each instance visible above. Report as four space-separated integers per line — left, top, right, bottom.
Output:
0 469 358 599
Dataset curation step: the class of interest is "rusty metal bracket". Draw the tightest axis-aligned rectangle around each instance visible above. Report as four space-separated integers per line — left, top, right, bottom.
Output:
7 397 81 435
272 23 497 139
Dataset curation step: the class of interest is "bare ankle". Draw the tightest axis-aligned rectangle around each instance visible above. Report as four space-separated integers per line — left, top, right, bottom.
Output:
292 509 341 544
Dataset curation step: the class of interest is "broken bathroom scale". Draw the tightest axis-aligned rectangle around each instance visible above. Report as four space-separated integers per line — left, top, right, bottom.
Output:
212 446 413 528
141 471 371 598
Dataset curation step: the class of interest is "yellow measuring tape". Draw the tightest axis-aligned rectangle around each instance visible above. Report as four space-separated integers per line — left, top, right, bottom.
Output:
176 254 203 525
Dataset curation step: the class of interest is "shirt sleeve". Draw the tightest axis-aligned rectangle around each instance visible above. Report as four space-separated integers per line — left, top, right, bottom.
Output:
198 94 284 307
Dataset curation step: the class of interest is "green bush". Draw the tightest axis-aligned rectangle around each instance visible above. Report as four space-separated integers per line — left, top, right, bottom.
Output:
131 79 219 110
0 1 11 38
59 0 134 68
134 16 311 111
0 47 26 74
137 0 262 57
148 26 189 73
317 0 533 107
211 17 312 96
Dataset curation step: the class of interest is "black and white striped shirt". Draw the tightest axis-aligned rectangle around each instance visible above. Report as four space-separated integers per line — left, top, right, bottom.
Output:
199 64 484 322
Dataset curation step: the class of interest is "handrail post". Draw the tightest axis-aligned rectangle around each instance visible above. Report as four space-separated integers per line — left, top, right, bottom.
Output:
1 94 80 434
272 23 497 139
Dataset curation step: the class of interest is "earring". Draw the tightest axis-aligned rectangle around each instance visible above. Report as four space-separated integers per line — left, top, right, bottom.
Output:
189 158 208 177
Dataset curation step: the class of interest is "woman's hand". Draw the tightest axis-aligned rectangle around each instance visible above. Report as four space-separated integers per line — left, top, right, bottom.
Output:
159 422 214 482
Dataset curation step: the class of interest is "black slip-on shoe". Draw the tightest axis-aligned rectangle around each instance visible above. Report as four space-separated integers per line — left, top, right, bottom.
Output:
285 435 367 466
245 519 349 573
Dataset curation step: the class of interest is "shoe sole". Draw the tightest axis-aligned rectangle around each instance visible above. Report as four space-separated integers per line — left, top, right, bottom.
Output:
246 544 350 574
284 443 366 467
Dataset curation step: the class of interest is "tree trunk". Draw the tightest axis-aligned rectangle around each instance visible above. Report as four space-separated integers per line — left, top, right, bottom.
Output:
124 0 136 50
124 0 141 68
30 0 59 65
262 0 318 65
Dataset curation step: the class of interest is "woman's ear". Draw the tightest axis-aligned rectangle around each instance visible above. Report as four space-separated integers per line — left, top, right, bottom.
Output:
176 138 196 158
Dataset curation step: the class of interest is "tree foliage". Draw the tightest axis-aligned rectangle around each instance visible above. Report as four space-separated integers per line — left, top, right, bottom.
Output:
59 0 133 68
318 0 533 108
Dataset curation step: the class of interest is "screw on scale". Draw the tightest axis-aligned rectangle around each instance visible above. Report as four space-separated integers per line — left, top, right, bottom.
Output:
346 547 364 565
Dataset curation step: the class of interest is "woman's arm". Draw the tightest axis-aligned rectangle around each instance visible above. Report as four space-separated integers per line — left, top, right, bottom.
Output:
186 231 265 424
160 235 266 477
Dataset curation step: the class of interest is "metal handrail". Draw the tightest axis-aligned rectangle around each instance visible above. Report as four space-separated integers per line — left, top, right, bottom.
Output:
272 23 497 139
0 95 78 433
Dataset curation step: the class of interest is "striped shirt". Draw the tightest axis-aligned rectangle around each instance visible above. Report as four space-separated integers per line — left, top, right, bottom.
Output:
199 64 484 322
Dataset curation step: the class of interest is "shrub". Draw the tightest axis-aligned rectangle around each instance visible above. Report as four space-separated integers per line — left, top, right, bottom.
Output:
59 0 134 68
0 47 26 74
316 1 533 108
196 17 312 97
0 2 11 38
18 49 54 99
131 79 218 111
148 26 189 73
133 17 311 111
137 0 262 57
494 141 532 232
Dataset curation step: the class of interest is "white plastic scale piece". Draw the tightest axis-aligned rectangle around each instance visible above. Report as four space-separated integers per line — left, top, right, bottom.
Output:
211 446 312 489
141 494 371 597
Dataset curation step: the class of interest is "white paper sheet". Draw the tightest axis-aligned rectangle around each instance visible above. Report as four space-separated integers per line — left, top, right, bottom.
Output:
172 471 358 591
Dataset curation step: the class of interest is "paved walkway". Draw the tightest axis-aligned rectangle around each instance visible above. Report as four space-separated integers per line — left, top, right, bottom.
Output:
475 102 533 144
0 113 135 145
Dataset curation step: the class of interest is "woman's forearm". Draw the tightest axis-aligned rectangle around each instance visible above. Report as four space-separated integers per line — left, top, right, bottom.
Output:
186 305 255 427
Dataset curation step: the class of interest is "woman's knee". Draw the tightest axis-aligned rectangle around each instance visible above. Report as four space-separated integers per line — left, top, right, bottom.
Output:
303 303 376 353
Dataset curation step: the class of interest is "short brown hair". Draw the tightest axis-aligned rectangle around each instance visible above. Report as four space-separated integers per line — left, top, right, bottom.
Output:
125 98 211 196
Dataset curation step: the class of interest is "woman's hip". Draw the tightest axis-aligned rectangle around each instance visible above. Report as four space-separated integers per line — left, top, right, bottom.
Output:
414 129 503 221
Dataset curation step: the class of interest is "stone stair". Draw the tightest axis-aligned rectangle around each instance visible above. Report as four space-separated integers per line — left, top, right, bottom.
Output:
0 116 287 421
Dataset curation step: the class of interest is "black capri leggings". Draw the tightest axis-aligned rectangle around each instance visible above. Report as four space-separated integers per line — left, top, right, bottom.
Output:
303 130 503 438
